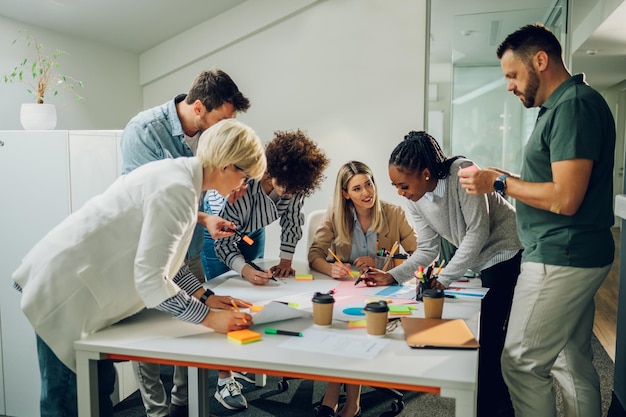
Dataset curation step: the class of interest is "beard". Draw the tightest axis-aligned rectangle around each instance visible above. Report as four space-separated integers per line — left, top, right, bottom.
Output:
520 68 540 108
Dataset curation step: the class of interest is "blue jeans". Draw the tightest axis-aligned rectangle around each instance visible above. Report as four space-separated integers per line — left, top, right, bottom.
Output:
37 335 115 417
202 228 265 279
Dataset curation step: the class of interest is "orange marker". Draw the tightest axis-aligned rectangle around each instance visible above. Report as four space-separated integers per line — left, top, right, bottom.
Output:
224 227 254 245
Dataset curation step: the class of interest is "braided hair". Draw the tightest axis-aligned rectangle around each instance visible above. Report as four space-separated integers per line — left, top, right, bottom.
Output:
388 131 462 179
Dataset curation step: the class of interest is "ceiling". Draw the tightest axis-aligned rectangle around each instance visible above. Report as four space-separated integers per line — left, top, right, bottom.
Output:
0 0 624 90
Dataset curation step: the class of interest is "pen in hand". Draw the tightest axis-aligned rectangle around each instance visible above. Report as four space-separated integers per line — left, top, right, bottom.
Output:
223 227 254 245
354 267 371 286
230 299 247 324
249 261 277 281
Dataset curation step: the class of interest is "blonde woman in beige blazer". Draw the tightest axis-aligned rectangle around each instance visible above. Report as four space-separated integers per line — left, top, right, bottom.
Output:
308 161 417 417
12 119 265 417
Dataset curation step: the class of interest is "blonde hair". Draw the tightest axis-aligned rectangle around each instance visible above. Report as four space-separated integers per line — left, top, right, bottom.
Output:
333 161 385 246
196 119 266 179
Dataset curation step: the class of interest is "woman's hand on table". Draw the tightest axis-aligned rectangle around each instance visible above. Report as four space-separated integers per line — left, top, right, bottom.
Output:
242 264 273 285
361 268 396 286
207 295 252 310
330 261 352 279
202 310 252 333
270 259 295 277
353 256 375 268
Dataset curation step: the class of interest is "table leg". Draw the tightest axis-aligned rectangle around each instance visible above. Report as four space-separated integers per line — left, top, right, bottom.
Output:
76 350 104 417
440 387 477 417
190 368 211 417
255 373 267 387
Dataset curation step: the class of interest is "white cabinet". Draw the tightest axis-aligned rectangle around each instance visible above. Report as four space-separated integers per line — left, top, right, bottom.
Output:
0 130 124 417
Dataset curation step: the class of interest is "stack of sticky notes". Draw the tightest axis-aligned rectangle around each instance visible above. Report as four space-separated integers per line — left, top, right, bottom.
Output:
227 329 262 344
295 273 313 280
388 305 414 316
348 319 367 328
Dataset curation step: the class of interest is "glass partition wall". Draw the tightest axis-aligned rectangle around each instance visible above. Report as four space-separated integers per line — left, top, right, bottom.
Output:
429 1 568 176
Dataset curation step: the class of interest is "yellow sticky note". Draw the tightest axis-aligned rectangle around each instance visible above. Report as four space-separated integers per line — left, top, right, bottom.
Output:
295 274 313 280
227 329 262 344
349 270 360 278
348 319 367 328
250 305 264 313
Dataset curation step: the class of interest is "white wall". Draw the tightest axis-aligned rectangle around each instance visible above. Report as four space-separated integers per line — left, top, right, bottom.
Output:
0 15 142 130
140 0 429 262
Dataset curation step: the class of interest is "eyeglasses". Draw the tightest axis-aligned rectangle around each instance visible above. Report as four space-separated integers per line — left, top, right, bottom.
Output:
233 164 252 185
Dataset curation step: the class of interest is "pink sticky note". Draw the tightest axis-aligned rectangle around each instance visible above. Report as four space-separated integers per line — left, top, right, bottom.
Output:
458 164 478 176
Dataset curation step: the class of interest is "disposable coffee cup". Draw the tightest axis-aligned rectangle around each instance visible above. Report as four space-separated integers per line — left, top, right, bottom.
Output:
393 253 408 267
363 300 389 337
312 292 335 327
422 289 444 319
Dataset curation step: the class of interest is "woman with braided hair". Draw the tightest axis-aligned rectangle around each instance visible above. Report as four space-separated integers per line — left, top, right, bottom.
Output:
363 131 521 417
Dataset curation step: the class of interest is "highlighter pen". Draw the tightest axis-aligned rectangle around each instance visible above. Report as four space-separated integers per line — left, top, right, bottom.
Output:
249 261 278 281
264 328 302 337
223 227 254 245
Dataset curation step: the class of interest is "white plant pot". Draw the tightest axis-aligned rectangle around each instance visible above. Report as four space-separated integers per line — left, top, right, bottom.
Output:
20 103 57 130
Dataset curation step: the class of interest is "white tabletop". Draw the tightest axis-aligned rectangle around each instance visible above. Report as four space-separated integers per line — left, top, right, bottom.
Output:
75 259 480 417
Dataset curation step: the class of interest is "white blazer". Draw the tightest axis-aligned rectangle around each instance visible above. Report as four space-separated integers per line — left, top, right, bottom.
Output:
13 157 203 371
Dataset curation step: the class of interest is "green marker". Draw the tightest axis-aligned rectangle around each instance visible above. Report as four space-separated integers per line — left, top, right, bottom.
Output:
264 328 302 337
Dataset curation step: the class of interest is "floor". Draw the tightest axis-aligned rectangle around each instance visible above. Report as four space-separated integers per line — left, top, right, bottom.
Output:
593 227 620 361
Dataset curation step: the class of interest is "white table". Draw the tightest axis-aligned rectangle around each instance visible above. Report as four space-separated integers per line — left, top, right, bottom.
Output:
76 260 480 417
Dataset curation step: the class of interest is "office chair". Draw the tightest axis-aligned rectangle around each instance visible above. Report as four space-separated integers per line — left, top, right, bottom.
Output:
277 209 405 417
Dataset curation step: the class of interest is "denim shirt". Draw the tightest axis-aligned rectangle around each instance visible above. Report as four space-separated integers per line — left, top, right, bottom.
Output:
120 94 205 260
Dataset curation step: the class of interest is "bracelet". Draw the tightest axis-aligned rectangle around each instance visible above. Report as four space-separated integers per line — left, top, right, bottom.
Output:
199 288 214 304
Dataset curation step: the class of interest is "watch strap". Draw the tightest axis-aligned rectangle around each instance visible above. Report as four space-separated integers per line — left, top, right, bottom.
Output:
199 288 214 304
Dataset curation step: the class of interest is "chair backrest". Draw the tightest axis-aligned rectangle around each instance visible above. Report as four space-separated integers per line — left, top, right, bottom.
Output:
306 209 327 250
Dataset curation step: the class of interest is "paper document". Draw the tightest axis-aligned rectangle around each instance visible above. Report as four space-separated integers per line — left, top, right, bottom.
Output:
251 301 311 324
279 329 389 359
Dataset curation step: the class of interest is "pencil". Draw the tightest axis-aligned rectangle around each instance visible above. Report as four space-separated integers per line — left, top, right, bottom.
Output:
435 259 446 275
381 241 399 271
231 299 247 324
327 248 343 265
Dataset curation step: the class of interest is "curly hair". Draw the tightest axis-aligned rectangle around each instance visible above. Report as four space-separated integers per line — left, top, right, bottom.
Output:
265 129 329 197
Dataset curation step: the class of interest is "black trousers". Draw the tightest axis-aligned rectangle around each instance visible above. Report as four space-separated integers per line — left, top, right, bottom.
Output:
477 251 521 417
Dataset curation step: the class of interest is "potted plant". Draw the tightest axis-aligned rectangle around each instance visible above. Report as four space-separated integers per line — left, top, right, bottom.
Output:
2 30 84 130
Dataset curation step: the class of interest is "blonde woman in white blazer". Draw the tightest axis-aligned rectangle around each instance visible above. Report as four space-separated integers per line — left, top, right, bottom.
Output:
12 119 266 417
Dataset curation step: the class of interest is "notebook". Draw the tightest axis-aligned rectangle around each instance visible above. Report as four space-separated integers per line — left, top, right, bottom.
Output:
401 317 479 349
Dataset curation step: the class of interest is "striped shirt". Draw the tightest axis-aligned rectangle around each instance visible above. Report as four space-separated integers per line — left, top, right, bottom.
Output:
15 264 210 324
204 189 227 215
214 179 305 274
155 265 209 324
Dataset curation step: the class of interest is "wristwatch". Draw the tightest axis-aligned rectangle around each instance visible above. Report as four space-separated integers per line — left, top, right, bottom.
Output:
493 174 509 196
199 288 214 304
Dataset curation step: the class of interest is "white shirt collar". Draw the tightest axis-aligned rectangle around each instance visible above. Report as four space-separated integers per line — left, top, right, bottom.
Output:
423 179 446 202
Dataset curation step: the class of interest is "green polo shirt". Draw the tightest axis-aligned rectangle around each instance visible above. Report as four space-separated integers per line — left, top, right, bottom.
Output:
517 74 615 267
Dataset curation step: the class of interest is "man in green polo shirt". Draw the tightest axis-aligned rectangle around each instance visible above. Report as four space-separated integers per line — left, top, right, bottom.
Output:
459 23 615 417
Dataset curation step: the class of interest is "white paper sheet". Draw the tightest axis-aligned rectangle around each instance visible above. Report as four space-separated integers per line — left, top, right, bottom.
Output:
278 329 390 360
251 301 312 324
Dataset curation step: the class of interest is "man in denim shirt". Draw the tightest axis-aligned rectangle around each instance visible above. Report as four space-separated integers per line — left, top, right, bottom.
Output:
121 69 251 417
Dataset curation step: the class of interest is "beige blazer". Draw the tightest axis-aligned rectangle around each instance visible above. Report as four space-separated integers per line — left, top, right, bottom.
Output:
308 201 417 265
13 157 202 371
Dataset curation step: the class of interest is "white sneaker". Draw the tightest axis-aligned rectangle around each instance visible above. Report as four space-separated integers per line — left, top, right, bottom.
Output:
214 379 248 410
232 371 255 384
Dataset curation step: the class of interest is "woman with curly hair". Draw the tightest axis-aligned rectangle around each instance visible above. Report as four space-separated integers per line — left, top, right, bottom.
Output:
211 129 329 283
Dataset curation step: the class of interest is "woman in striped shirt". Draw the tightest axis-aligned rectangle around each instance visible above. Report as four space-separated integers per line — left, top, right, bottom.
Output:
212 129 329 284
